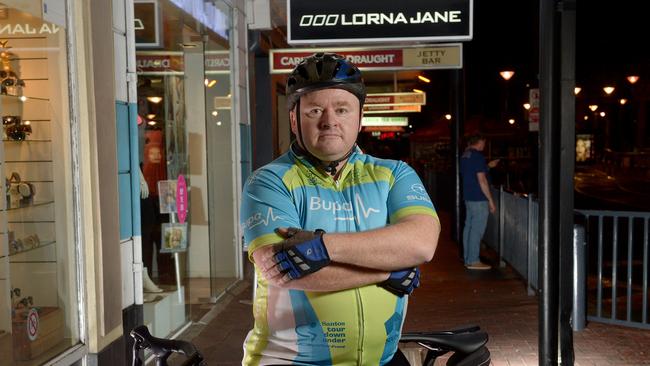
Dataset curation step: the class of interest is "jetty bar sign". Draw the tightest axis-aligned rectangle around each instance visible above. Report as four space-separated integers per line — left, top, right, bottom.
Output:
288 0 473 44
270 44 462 73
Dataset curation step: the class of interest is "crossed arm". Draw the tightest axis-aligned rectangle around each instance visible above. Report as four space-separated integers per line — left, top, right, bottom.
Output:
252 213 440 291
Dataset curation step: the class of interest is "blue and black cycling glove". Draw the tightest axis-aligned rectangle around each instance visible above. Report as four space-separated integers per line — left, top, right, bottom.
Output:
380 267 420 297
273 228 331 280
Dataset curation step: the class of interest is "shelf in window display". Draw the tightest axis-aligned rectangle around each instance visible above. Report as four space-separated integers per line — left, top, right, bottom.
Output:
8 240 55 256
0 94 49 102
3 200 54 211
1 240 55 258
3 139 52 142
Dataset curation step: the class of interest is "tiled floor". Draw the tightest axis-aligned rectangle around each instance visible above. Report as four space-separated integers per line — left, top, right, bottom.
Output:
177 212 650 365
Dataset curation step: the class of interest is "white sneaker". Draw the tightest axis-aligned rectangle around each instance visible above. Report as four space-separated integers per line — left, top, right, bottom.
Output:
143 267 163 293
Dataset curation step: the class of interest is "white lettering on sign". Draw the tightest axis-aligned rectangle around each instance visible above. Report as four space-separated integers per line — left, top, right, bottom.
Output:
205 57 229 68
280 56 308 67
345 54 396 65
0 23 60 35
137 59 171 69
299 11 462 27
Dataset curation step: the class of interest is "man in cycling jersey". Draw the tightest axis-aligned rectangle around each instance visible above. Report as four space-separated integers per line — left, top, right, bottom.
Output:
240 53 441 365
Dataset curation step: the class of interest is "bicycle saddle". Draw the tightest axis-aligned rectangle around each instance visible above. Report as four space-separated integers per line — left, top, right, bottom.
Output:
400 326 488 355
130 325 204 365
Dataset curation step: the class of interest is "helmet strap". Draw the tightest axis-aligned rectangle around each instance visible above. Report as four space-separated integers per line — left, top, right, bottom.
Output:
294 99 356 177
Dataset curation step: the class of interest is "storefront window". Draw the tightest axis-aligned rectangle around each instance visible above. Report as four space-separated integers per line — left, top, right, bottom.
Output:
135 0 237 337
0 1 81 365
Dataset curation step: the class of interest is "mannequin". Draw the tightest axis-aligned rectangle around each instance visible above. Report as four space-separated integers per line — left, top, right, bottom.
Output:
140 129 174 290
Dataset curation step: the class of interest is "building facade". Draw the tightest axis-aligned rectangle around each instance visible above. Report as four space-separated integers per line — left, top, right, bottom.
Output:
0 0 250 365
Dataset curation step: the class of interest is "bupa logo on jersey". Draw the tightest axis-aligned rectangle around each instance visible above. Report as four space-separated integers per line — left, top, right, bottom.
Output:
309 193 380 222
406 184 431 203
242 207 283 230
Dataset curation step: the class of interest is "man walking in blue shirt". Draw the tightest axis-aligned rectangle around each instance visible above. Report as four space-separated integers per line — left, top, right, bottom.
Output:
460 133 498 270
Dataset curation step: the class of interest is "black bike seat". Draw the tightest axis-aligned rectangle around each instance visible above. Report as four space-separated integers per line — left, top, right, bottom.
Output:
400 330 488 354
130 325 198 356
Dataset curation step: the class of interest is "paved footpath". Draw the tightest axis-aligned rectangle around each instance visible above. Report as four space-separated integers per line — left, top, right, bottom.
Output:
176 212 650 365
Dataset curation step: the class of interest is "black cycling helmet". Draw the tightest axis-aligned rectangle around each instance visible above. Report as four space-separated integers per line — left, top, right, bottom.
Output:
286 53 366 111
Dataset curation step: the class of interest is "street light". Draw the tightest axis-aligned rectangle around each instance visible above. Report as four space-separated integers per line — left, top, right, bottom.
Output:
499 70 515 123
627 75 639 84
499 71 515 80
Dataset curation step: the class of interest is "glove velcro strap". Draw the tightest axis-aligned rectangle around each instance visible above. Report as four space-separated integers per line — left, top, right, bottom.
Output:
275 231 330 279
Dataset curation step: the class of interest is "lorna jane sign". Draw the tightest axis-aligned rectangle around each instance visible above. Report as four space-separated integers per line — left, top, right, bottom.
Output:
288 0 473 44
270 44 462 73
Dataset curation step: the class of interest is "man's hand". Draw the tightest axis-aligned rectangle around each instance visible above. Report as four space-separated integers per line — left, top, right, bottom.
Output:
488 200 496 214
380 267 420 297
272 228 331 280
487 159 500 168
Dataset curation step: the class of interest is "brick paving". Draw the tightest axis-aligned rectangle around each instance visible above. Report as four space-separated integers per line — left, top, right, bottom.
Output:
178 211 650 365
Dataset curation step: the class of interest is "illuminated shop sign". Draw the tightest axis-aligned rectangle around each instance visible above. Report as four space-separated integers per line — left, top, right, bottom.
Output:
136 51 230 74
363 105 421 114
270 44 462 73
365 92 426 107
362 116 408 127
288 0 472 44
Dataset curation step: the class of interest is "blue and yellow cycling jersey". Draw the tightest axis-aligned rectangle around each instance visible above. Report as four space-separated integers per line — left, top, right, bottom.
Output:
241 144 437 365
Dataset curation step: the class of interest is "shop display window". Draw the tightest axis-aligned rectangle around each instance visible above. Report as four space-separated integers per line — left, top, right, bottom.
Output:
0 1 80 364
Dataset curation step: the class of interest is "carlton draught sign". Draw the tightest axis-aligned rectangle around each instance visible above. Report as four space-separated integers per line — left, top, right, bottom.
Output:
288 0 473 44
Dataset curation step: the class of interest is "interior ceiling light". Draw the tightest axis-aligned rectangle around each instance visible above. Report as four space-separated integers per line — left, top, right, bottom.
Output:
412 88 424 93
523 103 531 110
574 87 581 95
146 114 156 119
619 99 627 105
417 75 431 83
627 75 639 84
599 111 606 117
603 86 615 95
588 105 598 112
147 120 156 126
147 96 162 104
444 114 452 120
207 80 217 88
508 118 515 124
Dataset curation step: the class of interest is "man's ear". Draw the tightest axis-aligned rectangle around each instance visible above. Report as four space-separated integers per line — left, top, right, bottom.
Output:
358 109 364 133
289 109 298 135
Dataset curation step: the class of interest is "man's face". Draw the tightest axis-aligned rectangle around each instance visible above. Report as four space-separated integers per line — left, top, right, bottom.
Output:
290 88 361 162
475 139 486 151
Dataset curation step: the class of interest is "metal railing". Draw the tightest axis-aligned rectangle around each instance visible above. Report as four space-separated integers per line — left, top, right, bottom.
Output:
482 186 650 329
483 186 539 295
575 210 650 330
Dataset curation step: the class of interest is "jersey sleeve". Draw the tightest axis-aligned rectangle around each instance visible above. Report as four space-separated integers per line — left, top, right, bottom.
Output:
386 162 438 223
240 168 301 260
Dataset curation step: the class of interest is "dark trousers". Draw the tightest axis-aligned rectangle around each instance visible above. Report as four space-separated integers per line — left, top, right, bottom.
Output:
141 196 174 283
